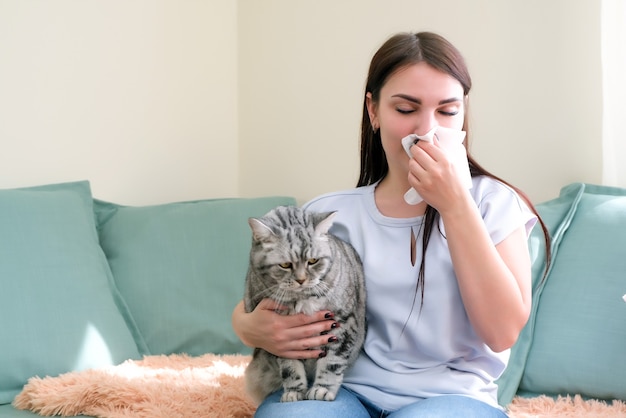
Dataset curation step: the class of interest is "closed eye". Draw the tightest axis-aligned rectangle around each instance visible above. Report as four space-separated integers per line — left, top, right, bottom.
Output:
396 108 458 116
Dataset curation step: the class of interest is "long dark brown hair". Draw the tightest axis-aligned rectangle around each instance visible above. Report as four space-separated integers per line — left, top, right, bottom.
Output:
358 32 551 307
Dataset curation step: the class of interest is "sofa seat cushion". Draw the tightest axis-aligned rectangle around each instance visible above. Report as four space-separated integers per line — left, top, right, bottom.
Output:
94 196 296 357
0 181 141 406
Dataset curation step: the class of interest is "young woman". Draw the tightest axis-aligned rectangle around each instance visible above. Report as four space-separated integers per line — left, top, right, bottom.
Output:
232 31 549 417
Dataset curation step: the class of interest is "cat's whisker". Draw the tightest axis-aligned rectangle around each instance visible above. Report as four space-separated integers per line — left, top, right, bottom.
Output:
271 288 292 312
256 286 278 299
315 281 337 303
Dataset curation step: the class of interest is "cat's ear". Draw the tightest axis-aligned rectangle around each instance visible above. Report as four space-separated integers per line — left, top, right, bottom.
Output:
248 218 276 241
314 211 337 236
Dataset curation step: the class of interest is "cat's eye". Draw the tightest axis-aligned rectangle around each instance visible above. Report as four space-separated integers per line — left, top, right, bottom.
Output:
307 258 319 265
278 262 292 269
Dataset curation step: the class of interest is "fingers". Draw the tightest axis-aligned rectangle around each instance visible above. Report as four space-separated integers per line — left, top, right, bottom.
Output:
276 333 338 360
283 318 339 343
409 140 454 186
410 139 445 166
284 309 335 327
253 298 340 359
275 315 339 350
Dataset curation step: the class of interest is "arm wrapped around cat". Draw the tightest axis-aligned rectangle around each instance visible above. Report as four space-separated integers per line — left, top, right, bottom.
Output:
243 205 367 403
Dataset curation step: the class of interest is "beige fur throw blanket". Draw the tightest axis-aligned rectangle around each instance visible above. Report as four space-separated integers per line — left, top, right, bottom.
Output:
13 353 626 418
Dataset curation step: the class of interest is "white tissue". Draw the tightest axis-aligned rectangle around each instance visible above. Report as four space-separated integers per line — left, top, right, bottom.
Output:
402 126 472 205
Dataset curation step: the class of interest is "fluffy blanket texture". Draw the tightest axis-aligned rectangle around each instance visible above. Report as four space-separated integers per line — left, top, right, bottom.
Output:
13 354 626 418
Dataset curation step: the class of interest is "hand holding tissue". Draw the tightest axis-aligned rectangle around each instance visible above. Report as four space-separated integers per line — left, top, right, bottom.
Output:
402 126 473 205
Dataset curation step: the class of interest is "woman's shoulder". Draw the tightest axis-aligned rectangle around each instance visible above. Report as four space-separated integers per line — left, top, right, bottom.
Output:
302 184 374 212
471 175 523 203
471 175 537 241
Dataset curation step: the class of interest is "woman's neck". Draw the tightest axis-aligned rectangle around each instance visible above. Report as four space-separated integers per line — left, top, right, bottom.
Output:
374 176 427 218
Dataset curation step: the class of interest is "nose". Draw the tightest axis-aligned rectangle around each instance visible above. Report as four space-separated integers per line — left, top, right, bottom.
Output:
415 112 438 137
295 269 307 285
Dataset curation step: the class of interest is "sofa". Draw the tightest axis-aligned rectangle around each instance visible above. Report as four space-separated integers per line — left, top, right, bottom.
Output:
0 180 624 417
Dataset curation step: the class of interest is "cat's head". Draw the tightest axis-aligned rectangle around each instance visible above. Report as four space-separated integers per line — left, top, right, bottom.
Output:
248 206 336 297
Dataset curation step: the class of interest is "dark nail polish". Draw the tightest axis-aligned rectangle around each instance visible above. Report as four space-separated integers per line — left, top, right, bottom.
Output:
328 336 338 343
318 350 327 358
324 312 335 319
331 322 339 329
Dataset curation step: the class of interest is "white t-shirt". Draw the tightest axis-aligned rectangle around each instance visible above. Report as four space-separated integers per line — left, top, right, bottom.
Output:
303 176 536 411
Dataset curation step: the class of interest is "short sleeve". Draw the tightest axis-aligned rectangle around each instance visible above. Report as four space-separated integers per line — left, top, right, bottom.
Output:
474 178 537 245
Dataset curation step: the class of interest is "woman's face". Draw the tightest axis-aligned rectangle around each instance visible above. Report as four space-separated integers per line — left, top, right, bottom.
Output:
367 62 465 176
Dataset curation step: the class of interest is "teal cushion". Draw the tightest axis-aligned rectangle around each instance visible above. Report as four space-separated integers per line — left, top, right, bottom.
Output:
497 182 583 405
94 196 296 357
0 181 141 405
498 183 626 405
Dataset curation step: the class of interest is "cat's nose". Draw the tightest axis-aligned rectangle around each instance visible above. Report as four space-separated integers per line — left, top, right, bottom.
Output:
295 272 307 285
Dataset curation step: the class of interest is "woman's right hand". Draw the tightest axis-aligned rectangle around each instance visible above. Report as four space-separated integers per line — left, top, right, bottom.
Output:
231 299 338 359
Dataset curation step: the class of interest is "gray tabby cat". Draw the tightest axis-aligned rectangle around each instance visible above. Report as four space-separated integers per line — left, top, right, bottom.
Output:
243 205 366 404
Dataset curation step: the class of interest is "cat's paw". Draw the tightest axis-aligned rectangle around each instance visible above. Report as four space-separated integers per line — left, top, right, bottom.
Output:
281 390 304 402
306 386 337 401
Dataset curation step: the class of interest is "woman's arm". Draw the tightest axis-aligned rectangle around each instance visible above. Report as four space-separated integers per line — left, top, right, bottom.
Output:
409 140 532 352
231 299 338 359
441 204 532 352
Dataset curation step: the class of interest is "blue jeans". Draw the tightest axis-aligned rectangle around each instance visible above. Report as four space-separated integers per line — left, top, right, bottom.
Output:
254 387 508 418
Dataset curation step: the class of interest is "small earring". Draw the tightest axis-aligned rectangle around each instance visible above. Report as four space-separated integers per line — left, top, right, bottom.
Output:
372 125 378 134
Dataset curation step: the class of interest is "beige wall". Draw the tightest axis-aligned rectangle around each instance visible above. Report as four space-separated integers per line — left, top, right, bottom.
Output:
238 0 603 204
0 1 238 204
0 1 602 205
